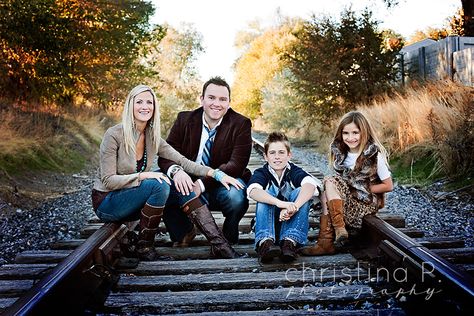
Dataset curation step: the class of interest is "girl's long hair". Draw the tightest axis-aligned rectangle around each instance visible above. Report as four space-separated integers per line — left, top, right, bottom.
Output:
122 84 161 155
330 111 388 163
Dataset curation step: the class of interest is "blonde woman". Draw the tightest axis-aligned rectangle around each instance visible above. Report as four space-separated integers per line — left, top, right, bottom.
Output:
91 85 243 261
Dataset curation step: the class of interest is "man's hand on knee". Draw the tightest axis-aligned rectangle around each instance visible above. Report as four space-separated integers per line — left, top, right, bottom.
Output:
174 170 194 195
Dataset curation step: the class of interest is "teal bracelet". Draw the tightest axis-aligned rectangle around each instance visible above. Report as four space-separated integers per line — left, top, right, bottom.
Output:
213 169 226 182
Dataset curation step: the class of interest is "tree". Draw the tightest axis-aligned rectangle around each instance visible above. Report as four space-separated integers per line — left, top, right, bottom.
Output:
139 24 204 133
383 0 472 36
0 0 154 107
261 69 303 133
461 0 473 36
285 8 401 123
232 17 302 119
407 28 449 45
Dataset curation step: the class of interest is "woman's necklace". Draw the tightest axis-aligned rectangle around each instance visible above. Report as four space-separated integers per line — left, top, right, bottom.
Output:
136 133 147 172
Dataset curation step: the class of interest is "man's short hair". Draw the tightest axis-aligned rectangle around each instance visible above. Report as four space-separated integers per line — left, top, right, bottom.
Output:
202 76 231 101
264 132 291 154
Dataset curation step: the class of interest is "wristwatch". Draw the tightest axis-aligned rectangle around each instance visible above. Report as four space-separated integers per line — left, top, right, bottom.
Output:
169 165 183 179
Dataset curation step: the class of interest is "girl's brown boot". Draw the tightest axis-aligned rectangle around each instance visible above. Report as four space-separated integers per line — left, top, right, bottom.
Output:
328 199 348 244
300 214 335 256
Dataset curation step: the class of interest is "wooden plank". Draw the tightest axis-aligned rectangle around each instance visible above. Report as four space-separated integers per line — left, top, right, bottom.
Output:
432 247 474 264
175 309 406 316
157 230 322 247
414 237 465 249
87 211 402 233
397 228 424 238
81 217 325 237
116 254 359 275
0 280 34 297
14 250 72 264
50 239 85 250
0 264 56 280
457 263 474 275
104 285 378 314
0 297 18 313
116 268 368 292
148 243 352 260
56 230 322 249
86 212 406 238
376 214 405 228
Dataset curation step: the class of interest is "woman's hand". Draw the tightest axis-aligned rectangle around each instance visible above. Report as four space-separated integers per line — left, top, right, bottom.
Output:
220 174 245 190
207 169 244 190
139 171 171 185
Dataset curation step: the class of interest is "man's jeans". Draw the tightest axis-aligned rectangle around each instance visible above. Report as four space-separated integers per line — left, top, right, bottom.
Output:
163 179 248 244
254 187 310 247
95 179 170 222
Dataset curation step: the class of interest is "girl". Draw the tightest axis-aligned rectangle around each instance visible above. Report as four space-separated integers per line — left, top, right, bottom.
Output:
92 85 243 261
302 111 393 255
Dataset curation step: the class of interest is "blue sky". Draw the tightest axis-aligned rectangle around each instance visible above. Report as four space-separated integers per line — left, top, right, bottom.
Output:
150 0 460 83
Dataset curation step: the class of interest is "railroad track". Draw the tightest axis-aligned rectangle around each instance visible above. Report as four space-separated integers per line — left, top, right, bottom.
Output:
1 137 473 315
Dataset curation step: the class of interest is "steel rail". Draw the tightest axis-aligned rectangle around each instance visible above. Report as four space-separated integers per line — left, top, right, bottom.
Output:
363 215 474 300
4 222 122 316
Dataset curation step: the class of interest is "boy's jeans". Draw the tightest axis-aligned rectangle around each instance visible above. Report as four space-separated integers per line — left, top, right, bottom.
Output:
254 187 310 247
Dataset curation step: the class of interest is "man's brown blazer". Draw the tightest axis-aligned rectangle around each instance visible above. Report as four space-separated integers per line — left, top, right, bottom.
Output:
158 107 252 190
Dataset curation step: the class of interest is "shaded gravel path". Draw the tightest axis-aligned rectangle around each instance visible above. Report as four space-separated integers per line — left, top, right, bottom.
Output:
0 141 472 265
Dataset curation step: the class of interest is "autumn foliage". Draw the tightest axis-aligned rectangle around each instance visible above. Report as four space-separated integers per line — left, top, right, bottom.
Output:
0 0 154 108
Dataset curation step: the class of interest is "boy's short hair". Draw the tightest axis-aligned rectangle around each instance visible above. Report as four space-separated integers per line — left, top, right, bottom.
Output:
264 132 291 154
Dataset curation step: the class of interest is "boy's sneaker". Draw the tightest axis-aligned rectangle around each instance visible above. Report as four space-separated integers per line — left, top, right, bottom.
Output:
280 239 297 263
257 239 281 264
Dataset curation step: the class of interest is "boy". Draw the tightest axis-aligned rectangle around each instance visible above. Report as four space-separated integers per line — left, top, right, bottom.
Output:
247 132 322 263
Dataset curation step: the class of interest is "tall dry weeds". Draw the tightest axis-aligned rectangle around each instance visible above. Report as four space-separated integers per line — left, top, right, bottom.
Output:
358 81 474 178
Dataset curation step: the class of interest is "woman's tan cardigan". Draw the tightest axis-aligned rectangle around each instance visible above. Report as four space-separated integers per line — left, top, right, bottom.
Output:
93 124 211 192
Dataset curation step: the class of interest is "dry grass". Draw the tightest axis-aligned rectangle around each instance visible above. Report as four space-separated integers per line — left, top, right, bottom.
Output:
360 81 472 153
358 81 474 178
0 99 113 175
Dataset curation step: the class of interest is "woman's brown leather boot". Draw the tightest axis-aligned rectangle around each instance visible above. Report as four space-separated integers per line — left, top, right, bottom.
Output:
183 198 240 259
137 204 164 261
327 199 348 244
300 213 335 256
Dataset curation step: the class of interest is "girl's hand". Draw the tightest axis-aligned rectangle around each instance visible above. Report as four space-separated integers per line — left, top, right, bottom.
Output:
139 171 171 185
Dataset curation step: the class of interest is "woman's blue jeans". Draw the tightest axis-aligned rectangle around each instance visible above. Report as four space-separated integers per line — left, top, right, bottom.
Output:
95 179 170 222
254 187 310 247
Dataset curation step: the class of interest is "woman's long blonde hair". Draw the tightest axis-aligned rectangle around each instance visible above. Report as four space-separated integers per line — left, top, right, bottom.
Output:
122 84 161 155
331 111 388 162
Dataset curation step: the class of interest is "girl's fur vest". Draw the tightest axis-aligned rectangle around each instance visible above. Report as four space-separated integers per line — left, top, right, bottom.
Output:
331 141 385 209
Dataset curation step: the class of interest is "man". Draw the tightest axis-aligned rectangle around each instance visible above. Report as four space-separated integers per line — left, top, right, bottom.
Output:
159 76 252 246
